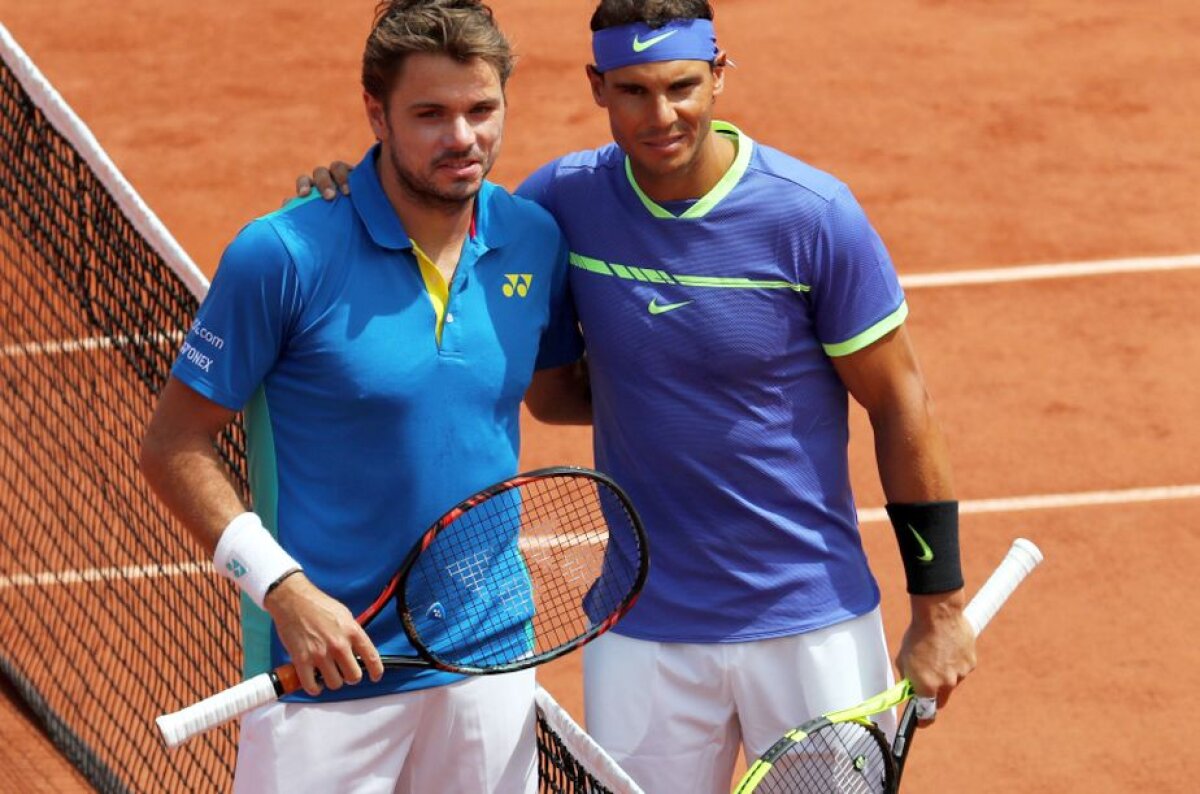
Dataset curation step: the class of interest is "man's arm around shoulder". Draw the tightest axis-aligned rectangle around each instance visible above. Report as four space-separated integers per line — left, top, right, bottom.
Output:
525 359 592 425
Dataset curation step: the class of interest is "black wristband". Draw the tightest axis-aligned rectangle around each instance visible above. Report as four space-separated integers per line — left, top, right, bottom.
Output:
885 501 963 595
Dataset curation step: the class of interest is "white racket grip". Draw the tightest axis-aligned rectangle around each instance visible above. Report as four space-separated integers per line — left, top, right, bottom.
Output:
156 672 281 747
913 539 1043 720
962 538 1043 637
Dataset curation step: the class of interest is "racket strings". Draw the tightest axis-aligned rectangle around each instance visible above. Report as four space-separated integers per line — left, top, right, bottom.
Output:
756 722 894 794
401 475 642 670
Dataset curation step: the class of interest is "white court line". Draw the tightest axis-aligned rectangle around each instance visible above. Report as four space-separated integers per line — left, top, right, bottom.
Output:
899 253 1200 288
0 538 587 590
0 561 211 590
0 331 182 359
857 483 1200 524
3 484 1197 589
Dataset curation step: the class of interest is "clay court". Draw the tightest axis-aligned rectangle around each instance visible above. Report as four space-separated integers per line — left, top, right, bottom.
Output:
1 1 1198 791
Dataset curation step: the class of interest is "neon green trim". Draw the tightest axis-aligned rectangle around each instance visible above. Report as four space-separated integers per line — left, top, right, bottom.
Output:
570 253 810 293
569 253 611 275
733 763 773 793
242 387 279 678
823 301 909 357
624 120 753 220
825 681 914 723
625 166 674 219
675 275 810 292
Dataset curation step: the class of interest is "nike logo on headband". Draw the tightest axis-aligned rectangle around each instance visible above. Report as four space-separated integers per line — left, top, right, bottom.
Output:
631 29 678 52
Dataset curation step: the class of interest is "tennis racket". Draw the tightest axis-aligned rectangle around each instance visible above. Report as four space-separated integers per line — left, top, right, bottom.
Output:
156 466 648 747
733 538 1043 794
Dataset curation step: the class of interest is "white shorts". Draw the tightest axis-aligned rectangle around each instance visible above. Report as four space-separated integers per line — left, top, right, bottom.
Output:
583 608 895 794
233 669 537 794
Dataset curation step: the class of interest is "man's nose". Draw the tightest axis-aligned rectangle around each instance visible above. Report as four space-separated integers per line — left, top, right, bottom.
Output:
444 115 475 149
650 94 677 127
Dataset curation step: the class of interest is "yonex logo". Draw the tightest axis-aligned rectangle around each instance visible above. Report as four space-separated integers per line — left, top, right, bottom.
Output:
226 559 247 578
647 298 693 315
180 341 214 373
632 30 678 52
908 525 935 563
503 274 533 298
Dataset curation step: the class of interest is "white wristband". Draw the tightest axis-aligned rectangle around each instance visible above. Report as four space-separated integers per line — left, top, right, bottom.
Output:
213 512 301 609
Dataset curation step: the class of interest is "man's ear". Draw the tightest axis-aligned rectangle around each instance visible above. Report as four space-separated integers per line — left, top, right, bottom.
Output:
711 51 729 98
585 65 607 108
363 91 387 141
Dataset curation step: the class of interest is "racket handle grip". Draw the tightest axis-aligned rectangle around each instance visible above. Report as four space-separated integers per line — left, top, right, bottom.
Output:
962 538 1043 637
156 671 284 747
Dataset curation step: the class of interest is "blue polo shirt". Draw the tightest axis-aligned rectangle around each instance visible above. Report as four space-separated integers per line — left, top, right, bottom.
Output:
172 145 580 699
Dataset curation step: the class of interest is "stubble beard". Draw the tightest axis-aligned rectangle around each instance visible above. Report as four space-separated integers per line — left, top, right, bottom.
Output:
389 144 495 213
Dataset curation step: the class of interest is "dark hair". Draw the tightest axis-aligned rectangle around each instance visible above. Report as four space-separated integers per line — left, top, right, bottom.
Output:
362 0 514 101
589 0 714 31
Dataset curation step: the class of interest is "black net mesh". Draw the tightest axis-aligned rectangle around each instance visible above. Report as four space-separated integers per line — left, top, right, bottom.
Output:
0 45 245 794
536 706 615 794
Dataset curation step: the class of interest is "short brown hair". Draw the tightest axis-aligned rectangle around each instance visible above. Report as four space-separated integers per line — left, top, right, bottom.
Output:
589 0 714 31
362 0 514 101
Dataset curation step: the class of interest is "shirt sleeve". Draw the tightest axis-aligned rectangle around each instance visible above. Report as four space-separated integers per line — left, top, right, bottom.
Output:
534 227 584 370
170 219 303 409
808 184 907 357
514 158 562 212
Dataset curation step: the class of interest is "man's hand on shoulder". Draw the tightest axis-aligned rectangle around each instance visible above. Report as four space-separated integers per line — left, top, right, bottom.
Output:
296 161 355 201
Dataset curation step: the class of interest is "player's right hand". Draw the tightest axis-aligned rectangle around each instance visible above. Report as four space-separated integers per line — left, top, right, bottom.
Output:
296 161 354 200
896 590 976 724
263 572 384 695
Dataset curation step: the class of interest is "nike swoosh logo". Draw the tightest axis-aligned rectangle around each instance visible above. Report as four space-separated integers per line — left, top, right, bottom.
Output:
632 30 679 52
908 525 935 563
648 298 693 315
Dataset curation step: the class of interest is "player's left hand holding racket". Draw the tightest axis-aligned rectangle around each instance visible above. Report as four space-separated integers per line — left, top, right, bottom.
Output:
156 466 648 747
733 538 1043 794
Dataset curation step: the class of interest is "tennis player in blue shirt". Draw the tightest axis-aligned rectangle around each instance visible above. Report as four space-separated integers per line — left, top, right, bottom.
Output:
302 2 977 791
141 2 579 791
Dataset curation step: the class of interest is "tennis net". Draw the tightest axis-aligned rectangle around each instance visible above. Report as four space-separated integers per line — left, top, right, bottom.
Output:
0 21 640 794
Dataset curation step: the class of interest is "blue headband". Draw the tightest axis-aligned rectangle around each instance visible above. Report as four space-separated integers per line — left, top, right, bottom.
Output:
592 19 718 73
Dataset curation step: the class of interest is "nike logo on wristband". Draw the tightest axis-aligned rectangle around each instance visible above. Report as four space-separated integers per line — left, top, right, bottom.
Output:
908 525 935 563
